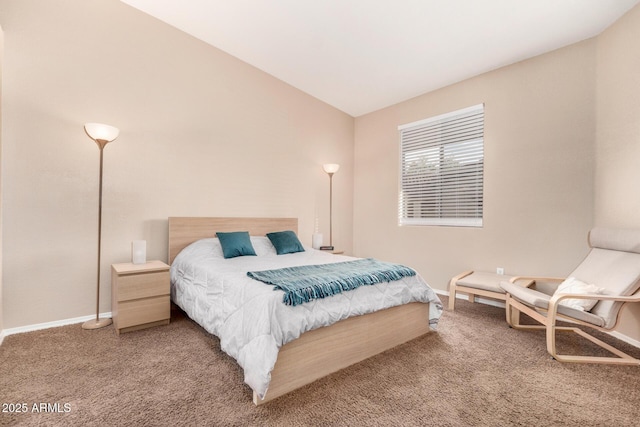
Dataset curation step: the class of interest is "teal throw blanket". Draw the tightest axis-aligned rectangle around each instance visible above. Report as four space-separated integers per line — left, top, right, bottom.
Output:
247 258 416 306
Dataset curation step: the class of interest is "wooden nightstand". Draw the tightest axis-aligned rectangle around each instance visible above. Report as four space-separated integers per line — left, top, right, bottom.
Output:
111 260 170 335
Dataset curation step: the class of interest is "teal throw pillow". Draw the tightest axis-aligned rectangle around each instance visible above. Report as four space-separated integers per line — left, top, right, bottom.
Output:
216 231 257 259
266 230 305 255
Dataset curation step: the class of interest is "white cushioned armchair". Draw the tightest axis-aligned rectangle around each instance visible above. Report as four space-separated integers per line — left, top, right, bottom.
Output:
500 227 640 365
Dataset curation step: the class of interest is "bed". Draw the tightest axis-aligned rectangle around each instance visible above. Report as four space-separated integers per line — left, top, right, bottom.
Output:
168 217 443 405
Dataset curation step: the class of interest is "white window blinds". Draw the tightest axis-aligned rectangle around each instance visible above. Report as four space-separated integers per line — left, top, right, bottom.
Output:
398 104 484 227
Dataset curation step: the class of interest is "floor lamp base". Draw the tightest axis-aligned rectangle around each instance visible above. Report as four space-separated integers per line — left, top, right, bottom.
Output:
82 318 113 330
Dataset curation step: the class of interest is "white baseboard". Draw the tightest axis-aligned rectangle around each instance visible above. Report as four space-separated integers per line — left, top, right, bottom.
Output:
1 312 113 340
436 289 640 349
609 330 640 349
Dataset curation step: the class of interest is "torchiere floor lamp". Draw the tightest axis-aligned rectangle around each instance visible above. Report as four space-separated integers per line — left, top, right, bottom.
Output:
82 122 119 330
321 163 340 251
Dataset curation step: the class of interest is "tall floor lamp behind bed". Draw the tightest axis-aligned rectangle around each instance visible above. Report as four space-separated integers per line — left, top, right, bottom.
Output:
82 122 119 330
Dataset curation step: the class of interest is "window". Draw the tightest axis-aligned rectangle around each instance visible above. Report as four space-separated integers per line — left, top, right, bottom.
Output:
398 104 484 227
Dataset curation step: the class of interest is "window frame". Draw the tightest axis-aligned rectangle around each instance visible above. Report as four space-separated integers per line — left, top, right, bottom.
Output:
397 103 485 228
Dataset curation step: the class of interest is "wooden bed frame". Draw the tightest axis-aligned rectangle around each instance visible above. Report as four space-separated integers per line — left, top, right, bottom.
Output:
168 217 432 405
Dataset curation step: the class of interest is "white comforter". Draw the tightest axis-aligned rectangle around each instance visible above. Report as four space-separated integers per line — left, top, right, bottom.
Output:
170 237 442 399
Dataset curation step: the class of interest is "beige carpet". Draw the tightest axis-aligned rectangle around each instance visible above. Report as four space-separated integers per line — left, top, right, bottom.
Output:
1 297 639 426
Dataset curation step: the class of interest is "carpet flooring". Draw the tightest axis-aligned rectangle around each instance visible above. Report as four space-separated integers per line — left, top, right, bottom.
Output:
1 296 639 426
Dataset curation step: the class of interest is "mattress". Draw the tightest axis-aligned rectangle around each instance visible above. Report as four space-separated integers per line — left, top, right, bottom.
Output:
170 236 443 399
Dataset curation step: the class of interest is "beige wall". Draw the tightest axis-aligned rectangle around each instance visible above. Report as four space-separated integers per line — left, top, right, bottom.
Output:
0 0 353 329
1 0 639 344
354 3 640 343
0 24 4 335
354 40 596 289
595 5 640 339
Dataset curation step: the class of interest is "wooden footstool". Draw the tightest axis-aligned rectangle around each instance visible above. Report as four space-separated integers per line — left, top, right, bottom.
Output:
448 271 516 311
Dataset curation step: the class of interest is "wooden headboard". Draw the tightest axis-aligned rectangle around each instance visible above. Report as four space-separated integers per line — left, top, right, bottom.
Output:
168 217 298 264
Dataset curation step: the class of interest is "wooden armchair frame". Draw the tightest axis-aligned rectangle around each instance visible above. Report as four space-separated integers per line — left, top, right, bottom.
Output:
505 276 640 365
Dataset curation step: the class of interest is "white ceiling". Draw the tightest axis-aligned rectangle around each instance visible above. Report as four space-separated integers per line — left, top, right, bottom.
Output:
121 0 639 117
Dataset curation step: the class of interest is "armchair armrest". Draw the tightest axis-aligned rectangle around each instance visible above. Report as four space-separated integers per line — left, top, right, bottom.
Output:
509 276 565 284
547 292 640 327
508 276 559 288
549 292 640 307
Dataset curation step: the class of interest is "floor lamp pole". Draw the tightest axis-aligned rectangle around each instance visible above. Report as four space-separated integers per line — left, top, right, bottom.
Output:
97 145 108 323
321 163 339 251
82 123 119 330
329 172 334 248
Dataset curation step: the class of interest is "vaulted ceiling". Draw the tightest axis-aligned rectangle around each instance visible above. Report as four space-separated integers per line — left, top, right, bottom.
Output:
121 0 640 117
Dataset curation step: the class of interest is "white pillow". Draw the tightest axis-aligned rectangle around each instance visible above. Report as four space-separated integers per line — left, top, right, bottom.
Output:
182 236 276 259
554 277 604 312
251 236 277 256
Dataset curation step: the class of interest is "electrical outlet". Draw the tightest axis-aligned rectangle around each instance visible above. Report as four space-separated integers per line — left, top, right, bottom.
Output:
496 267 505 275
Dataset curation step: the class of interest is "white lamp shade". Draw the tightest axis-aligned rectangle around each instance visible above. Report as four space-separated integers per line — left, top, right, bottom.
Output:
84 123 120 142
132 240 147 265
323 163 340 174
312 233 323 249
